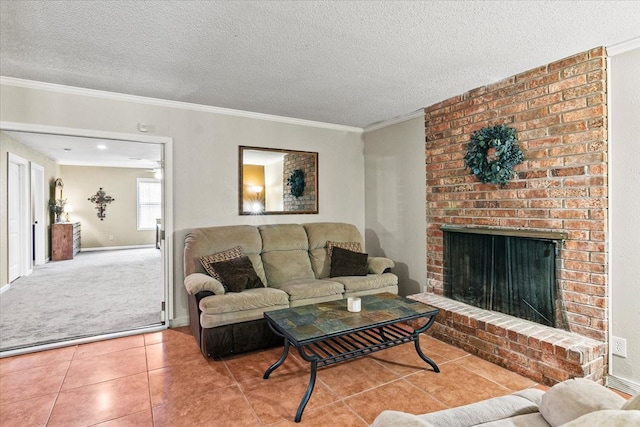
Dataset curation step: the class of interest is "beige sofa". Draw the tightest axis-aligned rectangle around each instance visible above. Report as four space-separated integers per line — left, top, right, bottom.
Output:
372 378 640 427
183 222 398 358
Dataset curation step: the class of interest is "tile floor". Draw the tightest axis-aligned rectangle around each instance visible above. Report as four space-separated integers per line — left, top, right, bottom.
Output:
0 327 541 427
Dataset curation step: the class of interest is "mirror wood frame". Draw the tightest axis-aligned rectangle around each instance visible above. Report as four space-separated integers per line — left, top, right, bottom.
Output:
239 146 319 215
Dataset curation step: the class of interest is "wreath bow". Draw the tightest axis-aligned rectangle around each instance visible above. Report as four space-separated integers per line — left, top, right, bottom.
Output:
464 124 524 185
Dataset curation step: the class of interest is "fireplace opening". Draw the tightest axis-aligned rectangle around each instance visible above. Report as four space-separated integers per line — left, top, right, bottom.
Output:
443 227 562 327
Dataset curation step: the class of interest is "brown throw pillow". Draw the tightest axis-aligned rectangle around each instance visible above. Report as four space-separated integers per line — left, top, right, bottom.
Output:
199 246 243 282
209 256 263 293
330 246 368 277
327 241 363 257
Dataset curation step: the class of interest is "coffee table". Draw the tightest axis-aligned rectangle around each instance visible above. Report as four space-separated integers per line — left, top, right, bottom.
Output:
263 293 440 422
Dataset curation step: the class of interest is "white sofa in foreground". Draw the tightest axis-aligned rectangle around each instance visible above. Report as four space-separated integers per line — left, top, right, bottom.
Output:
372 378 639 427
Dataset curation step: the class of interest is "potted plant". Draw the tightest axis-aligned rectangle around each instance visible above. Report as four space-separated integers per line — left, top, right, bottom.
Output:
49 198 66 223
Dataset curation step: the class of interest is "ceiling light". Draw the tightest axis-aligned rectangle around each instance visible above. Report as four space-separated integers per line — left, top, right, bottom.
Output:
63 148 72 152
97 144 107 150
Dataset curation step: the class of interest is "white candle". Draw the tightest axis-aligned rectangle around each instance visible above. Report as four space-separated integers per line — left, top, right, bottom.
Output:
347 297 361 312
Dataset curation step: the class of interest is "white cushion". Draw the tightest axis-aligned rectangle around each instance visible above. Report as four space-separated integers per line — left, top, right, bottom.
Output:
559 409 640 426
371 410 435 427
621 393 640 410
539 378 626 426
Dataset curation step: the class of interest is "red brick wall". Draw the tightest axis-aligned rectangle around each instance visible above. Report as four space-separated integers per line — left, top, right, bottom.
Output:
425 47 608 341
283 152 317 212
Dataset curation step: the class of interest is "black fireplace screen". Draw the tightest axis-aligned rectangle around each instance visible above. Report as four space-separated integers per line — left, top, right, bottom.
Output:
443 231 557 327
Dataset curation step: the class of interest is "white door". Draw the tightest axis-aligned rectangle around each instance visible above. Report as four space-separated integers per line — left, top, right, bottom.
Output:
31 162 46 266
8 153 30 282
8 160 21 282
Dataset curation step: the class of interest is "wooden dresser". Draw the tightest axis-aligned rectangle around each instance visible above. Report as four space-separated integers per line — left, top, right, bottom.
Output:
51 222 81 261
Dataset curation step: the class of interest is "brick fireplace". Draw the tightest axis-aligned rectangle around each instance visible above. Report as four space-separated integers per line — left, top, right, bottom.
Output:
419 47 609 385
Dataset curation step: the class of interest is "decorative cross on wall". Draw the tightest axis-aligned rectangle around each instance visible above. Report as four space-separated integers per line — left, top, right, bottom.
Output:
88 187 115 220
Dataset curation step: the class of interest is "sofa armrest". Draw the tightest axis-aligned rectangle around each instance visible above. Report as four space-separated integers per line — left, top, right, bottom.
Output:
184 273 226 295
367 257 395 274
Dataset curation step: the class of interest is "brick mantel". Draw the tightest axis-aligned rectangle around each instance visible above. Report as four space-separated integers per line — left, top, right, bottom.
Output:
423 47 608 383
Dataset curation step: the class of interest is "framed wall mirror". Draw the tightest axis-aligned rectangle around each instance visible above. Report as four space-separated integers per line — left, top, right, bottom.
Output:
239 146 318 215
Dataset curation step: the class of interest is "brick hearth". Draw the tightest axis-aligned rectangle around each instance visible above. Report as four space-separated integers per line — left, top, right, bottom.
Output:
411 294 606 386
422 47 609 384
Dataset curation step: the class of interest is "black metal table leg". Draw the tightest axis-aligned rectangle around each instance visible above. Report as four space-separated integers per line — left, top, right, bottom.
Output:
295 357 317 423
414 337 440 372
413 314 440 372
264 339 290 379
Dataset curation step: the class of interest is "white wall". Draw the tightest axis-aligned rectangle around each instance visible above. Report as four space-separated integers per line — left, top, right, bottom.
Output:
0 82 365 324
0 131 60 287
609 46 640 391
60 165 156 248
363 115 426 296
265 160 284 211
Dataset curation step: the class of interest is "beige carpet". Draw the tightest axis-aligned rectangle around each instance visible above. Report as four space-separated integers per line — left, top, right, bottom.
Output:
0 247 163 352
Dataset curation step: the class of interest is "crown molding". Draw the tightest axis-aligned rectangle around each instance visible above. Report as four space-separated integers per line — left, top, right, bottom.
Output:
363 109 425 133
607 37 640 56
0 77 364 134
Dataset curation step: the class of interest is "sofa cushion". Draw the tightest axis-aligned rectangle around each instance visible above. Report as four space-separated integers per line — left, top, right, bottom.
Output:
328 272 398 293
198 287 290 328
304 222 364 278
417 388 544 427
373 412 548 427
261 250 315 286
259 224 309 251
199 246 243 282
199 287 289 315
184 273 226 295
304 222 363 249
539 378 626 427
559 409 640 426
184 225 268 285
330 246 368 277
258 224 315 286
371 410 435 427
621 393 640 410
209 256 264 293
270 278 344 301
476 412 549 427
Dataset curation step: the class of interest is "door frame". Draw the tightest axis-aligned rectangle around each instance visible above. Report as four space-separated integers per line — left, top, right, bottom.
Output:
1 121 174 323
31 162 46 266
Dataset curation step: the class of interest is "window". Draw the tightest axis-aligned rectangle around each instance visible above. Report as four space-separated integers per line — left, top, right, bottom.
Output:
137 178 161 230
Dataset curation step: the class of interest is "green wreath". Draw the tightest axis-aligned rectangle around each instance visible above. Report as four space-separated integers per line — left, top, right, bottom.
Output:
287 169 305 198
464 124 524 185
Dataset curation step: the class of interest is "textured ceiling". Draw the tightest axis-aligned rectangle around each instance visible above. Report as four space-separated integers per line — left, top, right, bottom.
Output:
1 1 640 129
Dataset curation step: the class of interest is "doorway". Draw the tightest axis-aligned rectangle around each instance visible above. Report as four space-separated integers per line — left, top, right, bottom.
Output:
1 122 173 356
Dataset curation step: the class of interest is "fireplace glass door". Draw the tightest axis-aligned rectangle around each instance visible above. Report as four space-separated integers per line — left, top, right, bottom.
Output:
444 231 557 327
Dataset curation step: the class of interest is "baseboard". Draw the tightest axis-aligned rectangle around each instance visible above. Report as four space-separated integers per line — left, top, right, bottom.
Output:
607 374 640 395
170 316 189 328
81 244 155 252
0 284 10 294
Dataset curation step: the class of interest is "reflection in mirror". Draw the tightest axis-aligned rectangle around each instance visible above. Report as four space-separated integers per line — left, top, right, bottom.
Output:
239 146 318 215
